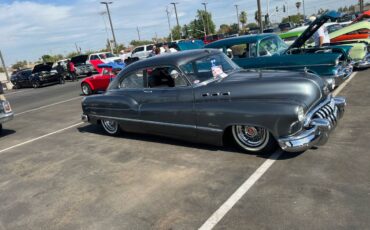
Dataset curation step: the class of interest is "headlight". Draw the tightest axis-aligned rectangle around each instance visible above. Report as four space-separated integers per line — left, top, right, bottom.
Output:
297 106 305 122
335 59 339 66
324 78 335 91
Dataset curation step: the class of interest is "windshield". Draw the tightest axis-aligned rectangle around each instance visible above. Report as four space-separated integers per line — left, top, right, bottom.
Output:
180 53 239 84
259 36 288 56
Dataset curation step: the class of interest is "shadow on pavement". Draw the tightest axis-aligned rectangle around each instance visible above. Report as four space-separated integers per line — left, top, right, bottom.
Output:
0 129 16 137
77 124 304 160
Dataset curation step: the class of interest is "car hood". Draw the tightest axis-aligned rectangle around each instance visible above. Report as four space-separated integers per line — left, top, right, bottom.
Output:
71 55 88 64
287 11 341 51
32 63 53 73
213 70 328 111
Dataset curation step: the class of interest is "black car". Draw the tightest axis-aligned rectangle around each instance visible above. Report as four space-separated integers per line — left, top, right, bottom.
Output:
11 63 64 88
81 49 346 154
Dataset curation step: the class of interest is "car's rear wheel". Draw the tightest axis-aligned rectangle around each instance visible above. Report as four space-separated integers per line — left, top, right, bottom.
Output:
81 83 92 95
232 125 277 154
101 119 121 135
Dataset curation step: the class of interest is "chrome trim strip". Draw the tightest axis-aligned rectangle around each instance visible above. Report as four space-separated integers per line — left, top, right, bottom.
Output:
89 114 223 133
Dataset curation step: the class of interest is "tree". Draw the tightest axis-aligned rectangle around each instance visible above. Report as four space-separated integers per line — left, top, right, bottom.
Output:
170 25 182 40
130 40 153 47
281 14 304 24
218 24 231 34
239 11 247 29
229 23 240 34
246 23 258 29
184 10 216 39
11 60 27 70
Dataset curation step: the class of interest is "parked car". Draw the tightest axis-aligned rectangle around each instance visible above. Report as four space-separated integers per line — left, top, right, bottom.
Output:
87 52 122 64
0 87 13 133
203 34 225 45
81 49 346 154
351 10 370 24
155 40 205 52
206 11 354 89
131 44 154 59
329 21 370 68
81 63 124 95
11 63 64 88
70 55 97 78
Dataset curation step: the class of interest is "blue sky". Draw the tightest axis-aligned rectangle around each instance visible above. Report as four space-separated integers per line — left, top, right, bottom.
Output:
1 0 364 65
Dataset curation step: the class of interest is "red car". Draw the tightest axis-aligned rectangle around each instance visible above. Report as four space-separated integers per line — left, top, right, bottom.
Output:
81 63 124 95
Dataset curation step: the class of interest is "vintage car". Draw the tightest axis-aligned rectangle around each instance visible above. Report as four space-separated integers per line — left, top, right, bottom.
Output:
0 87 13 133
70 55 96 78
81 63 124 95
329 21 370 68
81 49 346 154
11 63 64 88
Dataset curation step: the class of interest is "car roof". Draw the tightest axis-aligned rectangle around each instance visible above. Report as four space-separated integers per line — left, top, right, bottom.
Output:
205 34 276 48
123 49 221 72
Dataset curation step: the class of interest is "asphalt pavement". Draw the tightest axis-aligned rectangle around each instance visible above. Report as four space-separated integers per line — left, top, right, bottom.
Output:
0 71 369 230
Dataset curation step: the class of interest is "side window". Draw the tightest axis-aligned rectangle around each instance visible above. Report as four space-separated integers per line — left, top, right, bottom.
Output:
249 43 257 57
134 47 144 53
230 44 249 58
146 45 153 51
147 66 187 88
119 70 144 89
90 55 99 60
259 37 278 56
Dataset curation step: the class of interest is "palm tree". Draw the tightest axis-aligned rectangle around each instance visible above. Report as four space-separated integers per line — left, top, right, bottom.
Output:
239 11 247 29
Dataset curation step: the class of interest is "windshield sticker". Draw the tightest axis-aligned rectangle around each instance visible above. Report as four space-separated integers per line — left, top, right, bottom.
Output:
212 65 228 78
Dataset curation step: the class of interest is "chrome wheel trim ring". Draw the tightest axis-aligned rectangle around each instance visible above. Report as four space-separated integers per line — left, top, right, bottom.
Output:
82 85 90 95
101 119 118 134
232 125 269 151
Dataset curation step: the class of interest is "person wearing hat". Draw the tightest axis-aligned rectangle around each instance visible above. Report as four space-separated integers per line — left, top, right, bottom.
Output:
311 16 330 47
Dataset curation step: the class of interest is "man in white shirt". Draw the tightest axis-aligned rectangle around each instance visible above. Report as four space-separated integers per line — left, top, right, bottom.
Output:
311 16 330 47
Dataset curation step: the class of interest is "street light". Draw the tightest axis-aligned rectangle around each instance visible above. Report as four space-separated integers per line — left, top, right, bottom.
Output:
170 2 180 28
101 1 117 52
234 5 240 32
100 11 114 54
202 2 209 35
257 0 263 33
166 7 173 42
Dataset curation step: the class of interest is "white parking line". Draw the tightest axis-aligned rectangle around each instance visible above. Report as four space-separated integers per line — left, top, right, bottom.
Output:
198 71 358 230
0 122 83 154
14 96 82 116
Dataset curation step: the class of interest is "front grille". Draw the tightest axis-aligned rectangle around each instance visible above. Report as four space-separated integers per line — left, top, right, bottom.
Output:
312 101 338 127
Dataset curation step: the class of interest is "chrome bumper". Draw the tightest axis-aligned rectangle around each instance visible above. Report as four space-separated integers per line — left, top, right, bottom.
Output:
278 96 346 152
81 114 89 122
354 54 370 69
0 112 14 124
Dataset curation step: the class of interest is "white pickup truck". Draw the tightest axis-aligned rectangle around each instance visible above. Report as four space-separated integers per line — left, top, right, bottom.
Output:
87 52 122 64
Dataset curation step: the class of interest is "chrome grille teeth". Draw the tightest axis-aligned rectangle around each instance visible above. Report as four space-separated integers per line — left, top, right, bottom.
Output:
313 101 338 126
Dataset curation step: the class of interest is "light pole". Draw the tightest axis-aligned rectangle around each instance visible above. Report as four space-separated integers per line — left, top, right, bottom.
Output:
302 0 306 21
166 7 173 42
136 26 141 40
170 2 180 28
257 0 263 33
101 1 117 52
0 50 10 83
202 2 209 35
100 11 114 54
234 4 240 32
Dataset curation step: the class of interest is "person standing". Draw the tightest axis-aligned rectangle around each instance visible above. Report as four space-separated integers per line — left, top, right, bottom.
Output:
67 60 77 81
311 16 330 47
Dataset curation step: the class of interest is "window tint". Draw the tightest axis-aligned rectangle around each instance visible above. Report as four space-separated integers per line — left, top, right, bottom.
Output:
147 66 187 88
134 47 144 53
90 55 99 60
259 37 279 56
119 70 144 89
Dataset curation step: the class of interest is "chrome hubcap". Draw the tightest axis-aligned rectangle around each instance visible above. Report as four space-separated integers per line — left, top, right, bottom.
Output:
82 85 89 95
102 119 118 134
233 125 269 151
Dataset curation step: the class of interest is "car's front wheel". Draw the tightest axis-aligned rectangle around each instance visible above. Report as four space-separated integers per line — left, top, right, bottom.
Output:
232 125 277 154
81 83 92 95
101 119 121 135
32 81 40 88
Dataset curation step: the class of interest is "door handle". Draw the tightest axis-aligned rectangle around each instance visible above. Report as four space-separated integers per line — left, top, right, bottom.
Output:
143 90 152 93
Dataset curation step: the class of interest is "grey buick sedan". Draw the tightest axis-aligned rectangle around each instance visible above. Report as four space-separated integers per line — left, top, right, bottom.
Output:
81 49 345 154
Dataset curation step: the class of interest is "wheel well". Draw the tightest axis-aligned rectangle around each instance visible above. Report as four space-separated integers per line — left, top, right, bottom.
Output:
222 124 278 145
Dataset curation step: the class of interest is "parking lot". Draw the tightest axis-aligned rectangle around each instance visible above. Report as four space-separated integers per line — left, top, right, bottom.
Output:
0 69 369 229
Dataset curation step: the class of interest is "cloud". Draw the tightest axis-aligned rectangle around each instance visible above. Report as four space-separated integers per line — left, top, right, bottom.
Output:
1 0 358 65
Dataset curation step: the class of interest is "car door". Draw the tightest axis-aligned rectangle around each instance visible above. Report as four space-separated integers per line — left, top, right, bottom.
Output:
139 66 196 140
108 68 146 132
